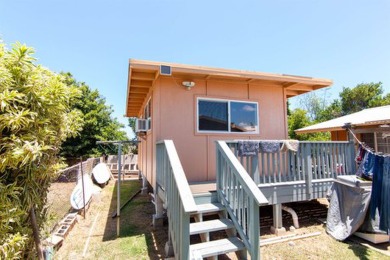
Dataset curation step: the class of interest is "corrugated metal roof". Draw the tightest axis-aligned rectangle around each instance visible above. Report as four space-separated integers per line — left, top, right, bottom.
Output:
295 105 390 134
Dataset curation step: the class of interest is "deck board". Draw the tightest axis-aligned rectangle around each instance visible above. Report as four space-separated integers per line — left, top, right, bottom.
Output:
189 181 216 195
189 178 339 205
189 237 245 258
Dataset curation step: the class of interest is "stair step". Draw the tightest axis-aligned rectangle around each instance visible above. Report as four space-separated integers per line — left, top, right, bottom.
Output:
194 202 225 215
190 237 245 259
190 219 234 235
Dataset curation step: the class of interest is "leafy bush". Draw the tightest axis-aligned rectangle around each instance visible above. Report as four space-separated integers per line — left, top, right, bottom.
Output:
0 42 82 258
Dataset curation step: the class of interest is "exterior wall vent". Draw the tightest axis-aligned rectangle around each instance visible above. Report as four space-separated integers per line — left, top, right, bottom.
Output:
135 118 149 132
160 65 172 76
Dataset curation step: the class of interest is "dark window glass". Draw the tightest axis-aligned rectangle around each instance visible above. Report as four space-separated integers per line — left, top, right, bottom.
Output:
198 100 228 131
230 102 258 132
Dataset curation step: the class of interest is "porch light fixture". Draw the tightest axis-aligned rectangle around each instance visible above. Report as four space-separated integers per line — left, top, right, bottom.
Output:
182 81 195 90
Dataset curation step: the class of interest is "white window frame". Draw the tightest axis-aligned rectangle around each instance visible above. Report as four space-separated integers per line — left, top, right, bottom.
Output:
143 98 152 131
196 97 259 134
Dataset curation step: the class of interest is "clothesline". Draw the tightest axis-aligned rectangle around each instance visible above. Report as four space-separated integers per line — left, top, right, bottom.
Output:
347 128 380 155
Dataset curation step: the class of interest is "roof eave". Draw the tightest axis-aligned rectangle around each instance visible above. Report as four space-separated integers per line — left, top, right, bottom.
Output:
125 59 333 117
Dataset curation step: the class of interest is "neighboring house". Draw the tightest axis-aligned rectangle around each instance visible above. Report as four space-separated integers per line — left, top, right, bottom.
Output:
125 59 354 259
295 105 390 154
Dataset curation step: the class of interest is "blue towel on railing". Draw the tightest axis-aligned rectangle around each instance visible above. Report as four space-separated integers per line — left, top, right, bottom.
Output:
237 140 259 156
258 140 281 153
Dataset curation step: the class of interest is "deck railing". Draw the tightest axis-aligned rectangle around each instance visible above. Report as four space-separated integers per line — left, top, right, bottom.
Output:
216 141 269 260
156 140 198 259
226 141 356 186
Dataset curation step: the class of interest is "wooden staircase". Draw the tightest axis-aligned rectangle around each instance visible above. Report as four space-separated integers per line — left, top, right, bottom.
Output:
189 202 246 259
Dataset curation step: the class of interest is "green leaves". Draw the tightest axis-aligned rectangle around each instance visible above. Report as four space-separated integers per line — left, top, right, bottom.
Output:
339 82 389 115
290 82 389 140
60 73 128 158
0 182 28 260
0 41 83 257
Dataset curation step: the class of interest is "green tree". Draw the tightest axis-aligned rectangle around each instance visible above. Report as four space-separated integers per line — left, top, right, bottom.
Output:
127 117 138 154
128 117 136 134
383 93 390 105
290 82 389 140
288 109 310 140
60 73 128 159
288 108 330 141
339 82 388 115
317 99 343 122
316 82 389 121
0 42 83 258
297 89 330 121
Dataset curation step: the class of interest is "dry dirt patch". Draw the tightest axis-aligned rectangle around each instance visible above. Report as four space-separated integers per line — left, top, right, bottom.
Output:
48 180 389 259
52 180 167 259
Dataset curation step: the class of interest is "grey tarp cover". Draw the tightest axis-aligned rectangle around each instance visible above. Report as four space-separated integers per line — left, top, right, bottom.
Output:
326 182 371 240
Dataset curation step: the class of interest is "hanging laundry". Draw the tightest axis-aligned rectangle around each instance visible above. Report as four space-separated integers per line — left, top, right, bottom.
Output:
369 155 384 219
355 144 366 166
337 128 390 234
356 152 369 178
363 152 376 180
355 151 377 181
237 140 259 156
281 140 299 152
258 140 281 153
379 157 390 232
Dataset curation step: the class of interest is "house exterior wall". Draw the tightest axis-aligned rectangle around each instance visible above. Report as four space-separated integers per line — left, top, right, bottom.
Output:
330 130 348 141
138 77 289 185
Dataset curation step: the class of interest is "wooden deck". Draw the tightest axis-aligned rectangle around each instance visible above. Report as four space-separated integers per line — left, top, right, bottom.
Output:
155 140 357 259
189 181 216 195
190 178 335 205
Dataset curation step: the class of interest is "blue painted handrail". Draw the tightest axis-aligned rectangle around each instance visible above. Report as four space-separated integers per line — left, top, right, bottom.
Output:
216 141 268 260
227 141 356 186
156 140 197 259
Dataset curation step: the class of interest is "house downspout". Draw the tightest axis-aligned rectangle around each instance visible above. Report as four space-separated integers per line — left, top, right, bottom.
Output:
282 205 299 229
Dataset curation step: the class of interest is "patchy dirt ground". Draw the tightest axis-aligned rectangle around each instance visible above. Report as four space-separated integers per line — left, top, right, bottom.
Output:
47 180 390 259
46 182 76 234
50 180 167 259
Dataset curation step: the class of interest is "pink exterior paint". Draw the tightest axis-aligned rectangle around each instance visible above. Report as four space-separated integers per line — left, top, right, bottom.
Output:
126 60 332 189
139 77 288 186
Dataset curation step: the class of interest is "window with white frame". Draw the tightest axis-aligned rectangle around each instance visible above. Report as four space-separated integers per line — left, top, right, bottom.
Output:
197 98 259 133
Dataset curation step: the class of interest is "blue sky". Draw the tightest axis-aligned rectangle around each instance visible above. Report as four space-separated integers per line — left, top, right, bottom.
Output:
1 1 389 138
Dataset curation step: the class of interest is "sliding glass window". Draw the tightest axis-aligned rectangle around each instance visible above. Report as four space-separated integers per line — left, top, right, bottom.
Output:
197 98 259 133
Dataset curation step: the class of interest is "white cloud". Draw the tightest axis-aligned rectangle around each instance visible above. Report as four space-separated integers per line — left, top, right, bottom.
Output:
242 105 256 112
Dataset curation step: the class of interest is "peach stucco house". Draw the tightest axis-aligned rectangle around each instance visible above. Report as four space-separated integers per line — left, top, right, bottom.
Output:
126 59 332 184
125 60 355 259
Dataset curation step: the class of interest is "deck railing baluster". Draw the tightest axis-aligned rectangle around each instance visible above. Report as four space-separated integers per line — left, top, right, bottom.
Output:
216 141 268 260
252 154 260 184
156 140 197 260
290 150 295 181
277 151 282 182
325 143 331 177
298 143 303 179
261 152 266 184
